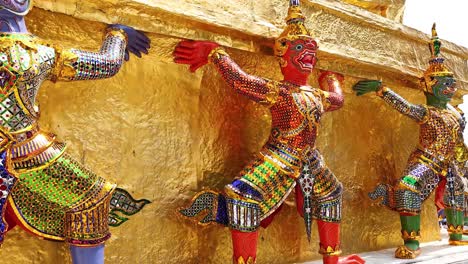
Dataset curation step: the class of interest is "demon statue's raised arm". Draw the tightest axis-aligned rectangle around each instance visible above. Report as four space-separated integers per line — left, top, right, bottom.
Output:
175 1 364 264
0 2 150 264
354 24 468 259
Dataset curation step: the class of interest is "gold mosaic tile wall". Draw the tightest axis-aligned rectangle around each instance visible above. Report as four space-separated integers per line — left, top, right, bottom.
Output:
0 1 466 263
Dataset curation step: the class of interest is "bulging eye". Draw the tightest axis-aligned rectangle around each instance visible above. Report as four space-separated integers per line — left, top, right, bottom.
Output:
444 80 453 86
295 44 303 51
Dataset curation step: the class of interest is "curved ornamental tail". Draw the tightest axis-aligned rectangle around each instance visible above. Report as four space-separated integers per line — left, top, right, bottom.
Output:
368 183 392 207
179 190 229 226
108 188 151 227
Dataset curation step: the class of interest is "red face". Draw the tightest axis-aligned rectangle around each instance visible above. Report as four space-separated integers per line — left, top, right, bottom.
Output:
281 38 318 75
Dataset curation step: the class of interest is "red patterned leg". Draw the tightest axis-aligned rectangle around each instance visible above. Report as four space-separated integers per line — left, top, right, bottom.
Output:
434 177 446 211
231 230 258 264
317 220 365 263
317 220 341 264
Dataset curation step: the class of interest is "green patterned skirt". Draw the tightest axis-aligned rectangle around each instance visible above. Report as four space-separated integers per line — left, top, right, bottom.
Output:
9 151 116 244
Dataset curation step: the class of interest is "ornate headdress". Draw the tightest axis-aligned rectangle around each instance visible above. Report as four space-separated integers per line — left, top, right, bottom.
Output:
0 0 33 16
420 23 453 92
274 0 315 57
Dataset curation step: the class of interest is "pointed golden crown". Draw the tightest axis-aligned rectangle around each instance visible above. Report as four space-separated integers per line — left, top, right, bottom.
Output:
274 0 314 57
420 23 453 92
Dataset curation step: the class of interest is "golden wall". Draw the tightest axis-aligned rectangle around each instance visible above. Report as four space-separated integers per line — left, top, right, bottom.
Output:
341 0 406 21
0 0 467 263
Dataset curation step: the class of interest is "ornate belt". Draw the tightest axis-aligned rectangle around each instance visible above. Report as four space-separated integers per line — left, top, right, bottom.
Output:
259 140 316 177
3 125 66 171
415 148 452 176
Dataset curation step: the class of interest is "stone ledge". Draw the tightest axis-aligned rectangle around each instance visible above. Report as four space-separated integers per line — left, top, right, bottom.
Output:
34 0 468 94
302 230 468 264
340 0 406 21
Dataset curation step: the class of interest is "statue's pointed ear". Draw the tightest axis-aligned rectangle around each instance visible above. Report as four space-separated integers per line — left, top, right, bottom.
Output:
418 77 429 93
274 37 289 57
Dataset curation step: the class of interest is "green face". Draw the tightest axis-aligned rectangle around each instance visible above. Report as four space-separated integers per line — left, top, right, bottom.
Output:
431 76 457 102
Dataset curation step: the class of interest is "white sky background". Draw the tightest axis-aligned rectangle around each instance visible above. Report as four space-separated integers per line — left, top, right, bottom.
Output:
404 0 468 139
404 0 468 48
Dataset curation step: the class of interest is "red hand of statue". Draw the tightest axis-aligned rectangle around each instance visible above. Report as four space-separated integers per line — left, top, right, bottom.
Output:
173 40 220 72
318 71 344 92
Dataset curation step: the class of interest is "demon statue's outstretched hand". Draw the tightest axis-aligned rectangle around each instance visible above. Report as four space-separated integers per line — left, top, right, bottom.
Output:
174 40 219 72
353 24 467 260
175 1 364 264
0 3 151 264
108 24 151 60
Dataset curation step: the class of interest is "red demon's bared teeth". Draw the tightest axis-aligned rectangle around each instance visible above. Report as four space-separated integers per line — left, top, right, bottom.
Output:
296 51 316 70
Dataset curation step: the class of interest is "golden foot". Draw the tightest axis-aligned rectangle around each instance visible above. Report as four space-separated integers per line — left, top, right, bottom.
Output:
394 245 421 259
449 239 468 246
